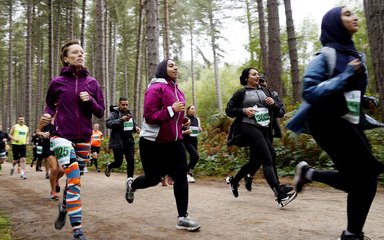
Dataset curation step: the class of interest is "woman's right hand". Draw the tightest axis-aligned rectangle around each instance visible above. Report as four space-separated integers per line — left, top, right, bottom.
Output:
172 101 185 112
243 107 256 118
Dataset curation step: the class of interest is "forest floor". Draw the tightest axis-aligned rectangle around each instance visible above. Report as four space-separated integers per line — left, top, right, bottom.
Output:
0 162 384 240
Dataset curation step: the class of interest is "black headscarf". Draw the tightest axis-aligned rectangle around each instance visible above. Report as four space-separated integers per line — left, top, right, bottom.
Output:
320 6 360 75
239 67 257 86
320 6 358 54
155 59 170 79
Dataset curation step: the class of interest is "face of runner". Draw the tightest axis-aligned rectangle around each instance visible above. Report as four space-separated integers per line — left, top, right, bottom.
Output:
118 100 129 113
17 117 25 125
93 123 99 130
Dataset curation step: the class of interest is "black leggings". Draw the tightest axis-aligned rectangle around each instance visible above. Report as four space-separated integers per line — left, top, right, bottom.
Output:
233 123 280 192
131 138 188 217
184 139 199 171
309 117 383 234
109 145 135 178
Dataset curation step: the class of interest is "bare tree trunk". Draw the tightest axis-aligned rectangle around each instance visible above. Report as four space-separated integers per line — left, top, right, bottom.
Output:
104 1 110 119
48 0 53 81
25 0 33 124
81 0 86 48
68 0 74 39
163 0 170 59
283 0 301 103
95 0 106 121
110 22 117 104
364 0 384 120
189 25 196 107
245 0 254 63
7 1 14 128
257 0 268 73
267 0 283 96
134 0 146 125
146 0 159 81
35 40 44 125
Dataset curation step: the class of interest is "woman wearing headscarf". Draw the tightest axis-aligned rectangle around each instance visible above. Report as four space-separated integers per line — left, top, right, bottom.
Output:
125 59 200 231
288 6 384 240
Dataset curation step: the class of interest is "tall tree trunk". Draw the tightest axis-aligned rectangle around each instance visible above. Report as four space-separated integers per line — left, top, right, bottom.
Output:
283 0 301 103
48 0 53 81
104 4 109 115
110 22 117 104
95 0 106 121
163 0 170 59
134 0 146 124
257 0 268 73
245 0 254 63
189 25 196 107
266 0 283 96
81 0 86 47
7 1 14 128
68 0 74 39
364 0 384 120
207 2 223 113
146 0 159 81
25 0 33 124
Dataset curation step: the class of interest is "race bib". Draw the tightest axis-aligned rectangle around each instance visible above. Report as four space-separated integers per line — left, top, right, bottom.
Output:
0 151 6 159
36 146 43 155
254 107 270 127
50 137 73 165
342 90 361 124
93 135 99 140
124 119 134 131
190 126 199 137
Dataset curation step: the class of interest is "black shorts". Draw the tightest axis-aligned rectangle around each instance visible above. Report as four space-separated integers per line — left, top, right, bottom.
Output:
38 150 55 159
12 144 26 160
91 146 100 154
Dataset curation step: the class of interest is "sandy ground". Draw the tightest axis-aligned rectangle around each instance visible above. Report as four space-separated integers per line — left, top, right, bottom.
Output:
0 162 383 240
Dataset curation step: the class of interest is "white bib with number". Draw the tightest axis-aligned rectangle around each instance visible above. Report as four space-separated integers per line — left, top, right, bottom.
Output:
342 90 361 124
254 107 270 127
50 137 73 165
124 119 134 131
189 126 199 137
36 145 43 155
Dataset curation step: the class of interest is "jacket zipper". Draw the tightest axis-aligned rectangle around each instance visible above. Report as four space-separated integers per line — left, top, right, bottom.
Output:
74 73 81 140
173 81 180 142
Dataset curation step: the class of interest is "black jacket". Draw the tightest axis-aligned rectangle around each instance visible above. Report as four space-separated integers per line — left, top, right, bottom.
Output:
106 106 137 148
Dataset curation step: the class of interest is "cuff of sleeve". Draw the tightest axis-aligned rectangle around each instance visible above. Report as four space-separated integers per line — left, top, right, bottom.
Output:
167 106 175 117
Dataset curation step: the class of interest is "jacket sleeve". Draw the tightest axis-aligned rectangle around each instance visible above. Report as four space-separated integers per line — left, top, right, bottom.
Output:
225 89 245 118
143 86 174 124
302 54 357 104
86 79 105 119
106 112 122 129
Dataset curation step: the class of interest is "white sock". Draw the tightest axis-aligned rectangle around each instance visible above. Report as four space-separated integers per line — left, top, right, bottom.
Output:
305 168 314 181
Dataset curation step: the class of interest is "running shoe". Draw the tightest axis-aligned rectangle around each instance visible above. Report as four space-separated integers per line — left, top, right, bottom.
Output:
187 173 195 183
338 230 371 240
293 161 311 193
55 181 60 193
280 184 294 193
54 203 67 229
226 176 239 198
20 174 27 180
277 191 297 208
50 191 59 201
73 228 87 240
125 177 134 203
104 162 111 177
10 167 14 176
96 168 100 173
244 175 253 191
176 215 201 231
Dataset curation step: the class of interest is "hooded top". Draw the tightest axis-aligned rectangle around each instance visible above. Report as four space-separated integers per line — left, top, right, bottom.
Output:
45 66 105 142
140 59 186 143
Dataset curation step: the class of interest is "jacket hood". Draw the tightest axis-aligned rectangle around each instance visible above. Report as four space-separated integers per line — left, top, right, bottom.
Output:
148 78 168 88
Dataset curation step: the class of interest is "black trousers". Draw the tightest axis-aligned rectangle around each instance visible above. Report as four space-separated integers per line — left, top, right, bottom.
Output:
184 139 199 171
309 117 383 234
110 144 135 178
132 138 189 217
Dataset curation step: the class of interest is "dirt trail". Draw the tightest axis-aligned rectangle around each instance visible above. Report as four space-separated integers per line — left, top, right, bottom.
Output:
0 162 383 240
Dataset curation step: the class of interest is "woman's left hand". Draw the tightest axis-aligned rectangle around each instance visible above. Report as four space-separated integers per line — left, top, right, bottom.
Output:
80 91 90 102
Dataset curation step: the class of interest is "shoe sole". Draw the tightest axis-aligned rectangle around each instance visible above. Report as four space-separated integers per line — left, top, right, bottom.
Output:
54 205 67 230
176 224 201 231
293 161 308 193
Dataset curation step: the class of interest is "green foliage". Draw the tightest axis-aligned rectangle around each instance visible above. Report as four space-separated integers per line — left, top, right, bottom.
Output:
0 211 11 240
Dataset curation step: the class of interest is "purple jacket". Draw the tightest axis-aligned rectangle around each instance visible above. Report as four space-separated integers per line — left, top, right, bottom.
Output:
140 78 185 143
44 66 105 142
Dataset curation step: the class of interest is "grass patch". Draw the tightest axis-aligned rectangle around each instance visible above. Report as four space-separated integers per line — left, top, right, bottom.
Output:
0 211 11 240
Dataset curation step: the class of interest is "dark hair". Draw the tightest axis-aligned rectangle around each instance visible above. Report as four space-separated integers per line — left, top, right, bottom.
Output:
186 105 195 116
239 67 257 86
60 39 81 66
119 97 128 102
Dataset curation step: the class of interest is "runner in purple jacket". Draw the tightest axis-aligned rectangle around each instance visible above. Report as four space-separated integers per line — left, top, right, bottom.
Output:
125 59 201 232
39 39 105 240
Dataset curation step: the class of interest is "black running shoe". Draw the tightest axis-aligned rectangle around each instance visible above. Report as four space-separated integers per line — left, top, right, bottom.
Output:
226 176 239 198
277 191 297 208
338 230 371 240
54 204 67 230
104 163 111 177
279 184 293 194
125 177 134 203
73 228 87 240
244 175 253 191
